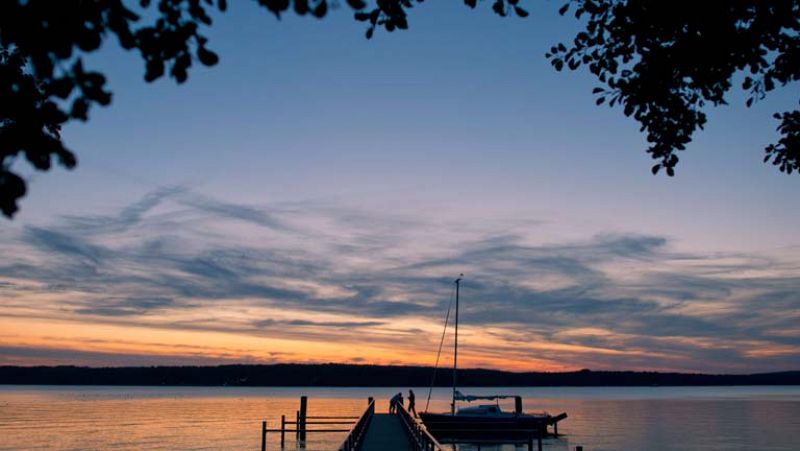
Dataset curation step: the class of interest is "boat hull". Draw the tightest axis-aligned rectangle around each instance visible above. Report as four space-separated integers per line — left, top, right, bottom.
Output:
419 412 557 439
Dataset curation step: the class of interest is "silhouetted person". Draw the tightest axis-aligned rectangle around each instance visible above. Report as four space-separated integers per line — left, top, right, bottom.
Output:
389 392 401 413
408 389 417 417
398 392 404 410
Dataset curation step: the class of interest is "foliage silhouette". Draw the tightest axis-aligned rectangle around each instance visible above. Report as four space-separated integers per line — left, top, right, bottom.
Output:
547 0 800 177
1 0 797 218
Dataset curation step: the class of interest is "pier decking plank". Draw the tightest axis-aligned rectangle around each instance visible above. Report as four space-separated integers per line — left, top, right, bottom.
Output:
359 414 413 451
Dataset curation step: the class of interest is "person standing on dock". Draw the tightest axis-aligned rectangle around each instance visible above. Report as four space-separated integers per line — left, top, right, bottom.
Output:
389 392 400 413
407 389 417 417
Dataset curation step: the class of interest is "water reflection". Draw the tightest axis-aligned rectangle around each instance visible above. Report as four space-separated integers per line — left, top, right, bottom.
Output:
0 386 797 450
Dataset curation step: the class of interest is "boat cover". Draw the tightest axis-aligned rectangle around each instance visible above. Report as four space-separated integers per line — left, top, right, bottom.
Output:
454 390 518 402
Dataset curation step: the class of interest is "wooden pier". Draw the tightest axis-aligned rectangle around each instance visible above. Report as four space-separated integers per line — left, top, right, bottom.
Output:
262 396 574 451
358 414 412 451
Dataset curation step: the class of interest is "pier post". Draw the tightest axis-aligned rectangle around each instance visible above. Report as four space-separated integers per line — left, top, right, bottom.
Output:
554 421 559 437
280 415 285 448
538 433 543 451
527 433 533 451
576 447 583 451
261 421 266 451
299 396 308 445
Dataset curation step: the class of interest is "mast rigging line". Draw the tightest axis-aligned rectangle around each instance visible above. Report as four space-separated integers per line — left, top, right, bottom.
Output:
424 282 456 413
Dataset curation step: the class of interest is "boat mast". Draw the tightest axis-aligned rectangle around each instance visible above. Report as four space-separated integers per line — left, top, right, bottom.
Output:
452 274 462 415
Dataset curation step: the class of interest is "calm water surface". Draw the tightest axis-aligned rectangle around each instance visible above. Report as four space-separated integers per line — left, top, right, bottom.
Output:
0 386 798 450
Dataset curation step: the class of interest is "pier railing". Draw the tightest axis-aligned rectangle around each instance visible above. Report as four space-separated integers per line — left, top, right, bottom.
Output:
260 395 359 450
337 398 375 451
396 404 444 451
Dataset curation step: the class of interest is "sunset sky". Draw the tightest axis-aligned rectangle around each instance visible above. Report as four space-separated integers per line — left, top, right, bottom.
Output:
1 1 798 373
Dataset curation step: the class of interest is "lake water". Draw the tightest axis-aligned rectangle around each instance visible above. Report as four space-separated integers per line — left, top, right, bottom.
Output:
0 385 798 450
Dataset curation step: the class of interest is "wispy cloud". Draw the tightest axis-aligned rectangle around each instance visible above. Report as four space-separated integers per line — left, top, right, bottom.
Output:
1 187 798 371
73 297 177 317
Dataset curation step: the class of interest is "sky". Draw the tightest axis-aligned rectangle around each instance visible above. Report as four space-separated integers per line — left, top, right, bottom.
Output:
1 1 799 373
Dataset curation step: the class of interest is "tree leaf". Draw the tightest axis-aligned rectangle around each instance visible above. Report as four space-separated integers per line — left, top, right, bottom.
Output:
347 0 367 9
312 0 327 18
197 47 219 66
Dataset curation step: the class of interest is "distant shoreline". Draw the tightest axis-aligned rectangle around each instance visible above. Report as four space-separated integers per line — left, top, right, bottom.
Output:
1 363 798 386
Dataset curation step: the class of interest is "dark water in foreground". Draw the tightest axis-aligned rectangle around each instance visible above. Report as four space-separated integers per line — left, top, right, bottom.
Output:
0 386 798 450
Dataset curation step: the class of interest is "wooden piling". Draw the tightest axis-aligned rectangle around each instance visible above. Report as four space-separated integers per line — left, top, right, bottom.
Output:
280 415 285 448
299 396 308 444
295 410 300 441
261 421 266 451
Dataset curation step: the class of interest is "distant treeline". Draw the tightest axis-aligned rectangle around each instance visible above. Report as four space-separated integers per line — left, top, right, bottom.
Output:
0 364 797 386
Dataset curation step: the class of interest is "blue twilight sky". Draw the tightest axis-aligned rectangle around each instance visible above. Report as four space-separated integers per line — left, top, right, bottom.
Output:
0 1 798 372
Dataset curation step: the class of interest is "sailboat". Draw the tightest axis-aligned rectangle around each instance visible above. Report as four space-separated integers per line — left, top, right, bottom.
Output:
418 275 568 439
